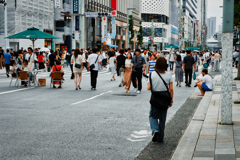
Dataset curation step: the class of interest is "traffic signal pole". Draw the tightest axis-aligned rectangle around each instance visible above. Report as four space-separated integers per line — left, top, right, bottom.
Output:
221 0 234 125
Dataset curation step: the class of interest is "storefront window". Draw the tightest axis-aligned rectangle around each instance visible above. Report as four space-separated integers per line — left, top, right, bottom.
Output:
141 13 169 24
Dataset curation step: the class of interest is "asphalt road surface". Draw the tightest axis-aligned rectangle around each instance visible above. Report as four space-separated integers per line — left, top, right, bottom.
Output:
0 66 203 160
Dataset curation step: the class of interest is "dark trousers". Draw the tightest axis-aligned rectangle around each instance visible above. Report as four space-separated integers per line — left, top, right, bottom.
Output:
70 64 74 78
83 62 88 70
5 64 10 74
149 106 168 141
91 70 98 88
185 69 193 85
132 72 142 91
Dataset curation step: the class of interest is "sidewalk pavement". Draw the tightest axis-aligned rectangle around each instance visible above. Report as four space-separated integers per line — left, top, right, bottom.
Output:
171 68 240 160
0 68 5 75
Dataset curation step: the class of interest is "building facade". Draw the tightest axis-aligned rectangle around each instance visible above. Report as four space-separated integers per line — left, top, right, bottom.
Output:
181 0 198 48
0 0 54 51
141 0 171 51
207 17 216 39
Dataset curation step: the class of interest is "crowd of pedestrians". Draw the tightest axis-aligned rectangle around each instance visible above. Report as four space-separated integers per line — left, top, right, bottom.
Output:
0 46 223 143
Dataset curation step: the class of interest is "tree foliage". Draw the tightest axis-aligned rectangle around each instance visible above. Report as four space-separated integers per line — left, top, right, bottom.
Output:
137 21 143 47
234 0 240 26
129 15 135 45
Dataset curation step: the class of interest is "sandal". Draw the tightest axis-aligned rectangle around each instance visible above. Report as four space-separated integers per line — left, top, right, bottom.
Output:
78 85 81 90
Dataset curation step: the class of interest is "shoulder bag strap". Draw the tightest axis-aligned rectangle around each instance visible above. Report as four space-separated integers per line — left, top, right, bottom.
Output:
149 72 153 92
95 55 99 64
55 65 58 71
156 71 170 92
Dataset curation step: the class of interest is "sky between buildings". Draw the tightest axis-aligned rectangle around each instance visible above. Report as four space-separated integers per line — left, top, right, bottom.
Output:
207 0 223 32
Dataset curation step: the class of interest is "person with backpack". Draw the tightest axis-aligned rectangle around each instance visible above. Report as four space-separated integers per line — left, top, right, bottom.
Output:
87 48 102 90
147 57 174 143
131 49 146 94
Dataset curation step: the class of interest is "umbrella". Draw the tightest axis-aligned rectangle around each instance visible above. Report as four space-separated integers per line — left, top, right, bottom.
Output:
5 27 60 49
164 44 179 49
186 47 200 50
40 47 50 52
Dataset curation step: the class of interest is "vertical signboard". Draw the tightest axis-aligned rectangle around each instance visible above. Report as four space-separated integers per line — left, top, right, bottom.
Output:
75 16 79 31
73 0 79 14
112 18 116 39
111 0 117 10
55 0 60 8
102 17 107 45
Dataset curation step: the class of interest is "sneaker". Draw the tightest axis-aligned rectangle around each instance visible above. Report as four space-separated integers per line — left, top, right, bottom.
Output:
134 88 138 93
152 131 158 142
137 90 141 94
92 88 97 91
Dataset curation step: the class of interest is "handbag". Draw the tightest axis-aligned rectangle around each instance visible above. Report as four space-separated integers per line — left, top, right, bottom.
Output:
149 72 172 110
90 55 99 71
74 56 82 69
119 65 125 73
193 71 196 80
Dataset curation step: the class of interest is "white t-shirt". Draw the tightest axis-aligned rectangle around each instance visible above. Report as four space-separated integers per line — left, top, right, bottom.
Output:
87 53 102 71
149 71 173 92
202 74 213 90
109 57 116 67
102 52 107 59
169 52 175 62
25 53 37 71
180 53 185 61
82 53 86 63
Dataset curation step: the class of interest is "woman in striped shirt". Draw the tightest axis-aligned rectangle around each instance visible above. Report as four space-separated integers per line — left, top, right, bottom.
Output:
149 55 156 73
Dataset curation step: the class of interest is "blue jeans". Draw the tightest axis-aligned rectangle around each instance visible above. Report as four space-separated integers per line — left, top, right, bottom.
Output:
149 105 168 141
169 61 174 70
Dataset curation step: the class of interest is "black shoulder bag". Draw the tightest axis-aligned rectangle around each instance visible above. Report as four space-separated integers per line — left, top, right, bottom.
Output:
90 55 99 71
74 56 82 69
149 72 172 110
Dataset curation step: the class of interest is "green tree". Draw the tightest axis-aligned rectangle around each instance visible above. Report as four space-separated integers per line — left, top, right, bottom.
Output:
129 15 135 46
137 21 143 47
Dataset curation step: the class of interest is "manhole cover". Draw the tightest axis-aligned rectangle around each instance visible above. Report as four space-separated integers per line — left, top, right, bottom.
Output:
112 94 137 96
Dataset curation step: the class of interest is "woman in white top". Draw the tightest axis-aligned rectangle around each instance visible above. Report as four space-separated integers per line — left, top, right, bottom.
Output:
108 54 116 81
124 52 132 93
147 57 174 143
71 48 83 90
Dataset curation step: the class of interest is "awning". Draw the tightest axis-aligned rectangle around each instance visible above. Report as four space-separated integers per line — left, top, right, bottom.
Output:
105 44 118 48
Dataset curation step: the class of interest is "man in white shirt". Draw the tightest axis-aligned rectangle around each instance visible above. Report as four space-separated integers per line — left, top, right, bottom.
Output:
180 51 186 61
195 69 213 96
87 48 102 90
25 47 37 71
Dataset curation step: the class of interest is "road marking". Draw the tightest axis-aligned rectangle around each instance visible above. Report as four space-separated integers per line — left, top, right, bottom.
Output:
0 88 33 95
71 90 113 105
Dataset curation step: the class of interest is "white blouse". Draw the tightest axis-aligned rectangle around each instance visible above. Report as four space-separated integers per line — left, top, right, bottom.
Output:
125 59 131 68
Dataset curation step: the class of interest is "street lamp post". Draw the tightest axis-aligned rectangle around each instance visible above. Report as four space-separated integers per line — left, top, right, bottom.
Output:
0 0 8 53
221 0 234 125
126 8 135 49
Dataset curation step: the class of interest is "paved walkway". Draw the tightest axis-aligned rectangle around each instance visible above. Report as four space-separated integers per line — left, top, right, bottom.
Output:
171 68 240 160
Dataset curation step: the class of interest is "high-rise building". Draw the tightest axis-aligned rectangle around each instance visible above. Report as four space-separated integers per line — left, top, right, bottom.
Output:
141 0 180 51
218 24 222 33
0 0 54 50
207 17 216 39
180 0 198 48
